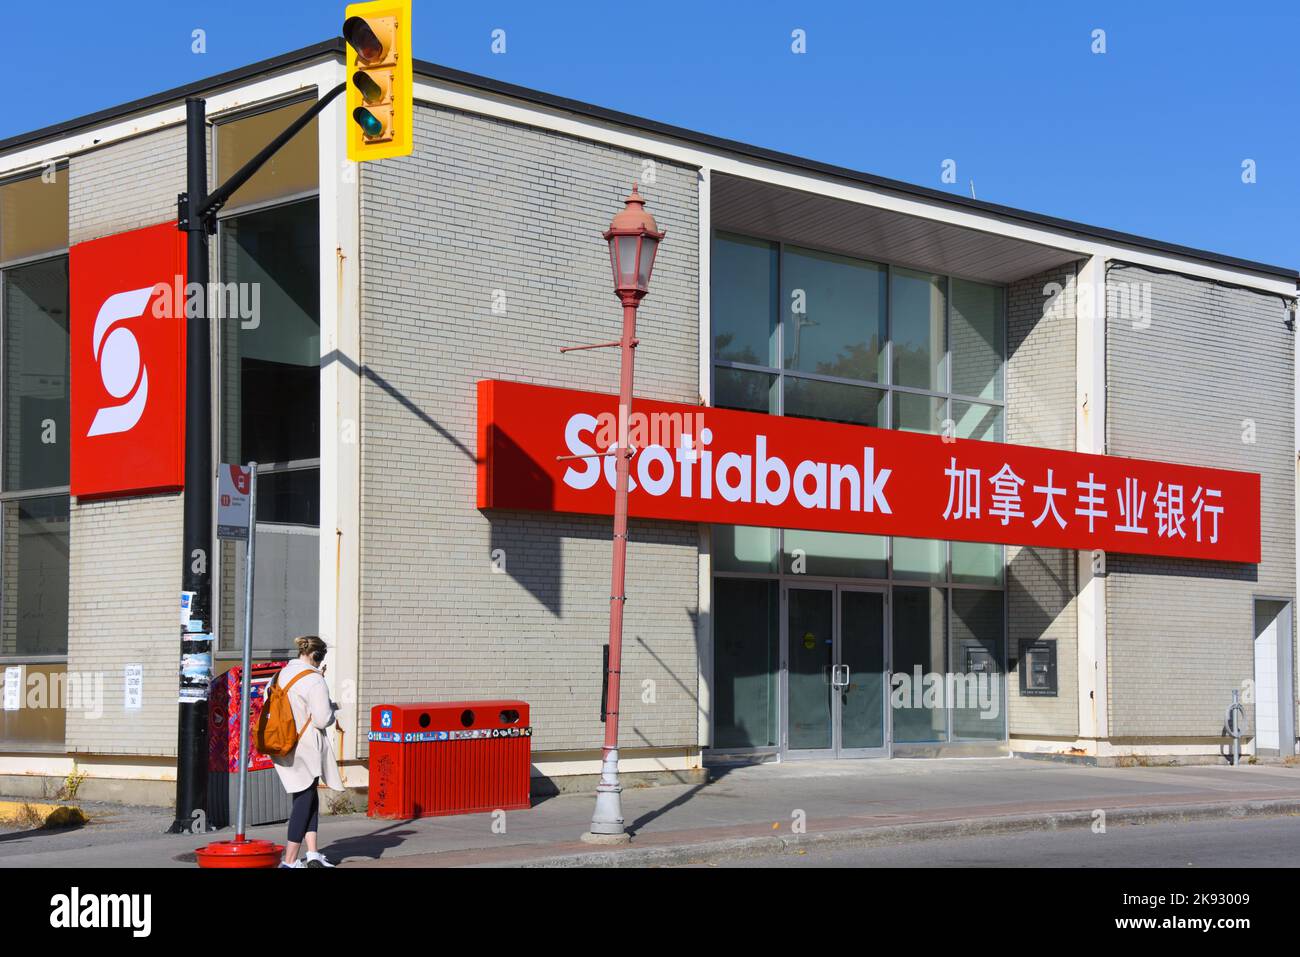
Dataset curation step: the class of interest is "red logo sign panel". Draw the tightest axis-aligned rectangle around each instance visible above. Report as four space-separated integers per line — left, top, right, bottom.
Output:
477 379 1262 563
70 222 186 498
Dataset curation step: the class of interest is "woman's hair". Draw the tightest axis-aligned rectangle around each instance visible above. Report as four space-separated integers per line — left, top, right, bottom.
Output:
294 635 327 665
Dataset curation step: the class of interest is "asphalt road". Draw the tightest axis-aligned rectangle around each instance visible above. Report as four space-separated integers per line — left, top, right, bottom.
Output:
688 815 1300 867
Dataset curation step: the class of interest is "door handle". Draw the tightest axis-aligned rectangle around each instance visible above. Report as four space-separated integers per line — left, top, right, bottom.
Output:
840 665 851 690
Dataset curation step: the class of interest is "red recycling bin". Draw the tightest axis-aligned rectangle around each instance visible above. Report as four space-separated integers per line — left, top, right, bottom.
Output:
367 700 531 819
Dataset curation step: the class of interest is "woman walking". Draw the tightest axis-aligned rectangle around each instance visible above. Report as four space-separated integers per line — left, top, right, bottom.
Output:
270 635 345 868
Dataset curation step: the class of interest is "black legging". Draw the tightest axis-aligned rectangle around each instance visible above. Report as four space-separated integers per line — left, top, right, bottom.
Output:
287 779 320 843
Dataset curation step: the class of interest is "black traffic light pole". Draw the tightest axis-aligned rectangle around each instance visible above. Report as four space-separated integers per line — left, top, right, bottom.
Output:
169 84 344 834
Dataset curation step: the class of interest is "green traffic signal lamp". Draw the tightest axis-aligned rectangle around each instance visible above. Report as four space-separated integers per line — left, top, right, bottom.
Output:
353 108 384 137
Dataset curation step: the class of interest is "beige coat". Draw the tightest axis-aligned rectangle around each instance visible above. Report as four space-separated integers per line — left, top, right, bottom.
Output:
270 660 345 794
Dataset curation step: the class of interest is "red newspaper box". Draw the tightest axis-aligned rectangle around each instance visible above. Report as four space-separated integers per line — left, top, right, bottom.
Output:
367 700 531 818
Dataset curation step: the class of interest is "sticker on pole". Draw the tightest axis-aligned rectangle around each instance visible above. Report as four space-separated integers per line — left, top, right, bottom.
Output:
217 464 253 540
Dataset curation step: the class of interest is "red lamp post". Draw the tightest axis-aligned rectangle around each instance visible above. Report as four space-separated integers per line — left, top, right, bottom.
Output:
584 185 664 842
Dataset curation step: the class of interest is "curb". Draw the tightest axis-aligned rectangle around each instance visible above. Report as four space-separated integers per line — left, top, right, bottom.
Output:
509 798 1300 868
0 800 87 829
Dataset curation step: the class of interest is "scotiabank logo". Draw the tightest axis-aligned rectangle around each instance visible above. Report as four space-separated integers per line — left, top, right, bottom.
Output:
87 287 152 436
70 222 186 498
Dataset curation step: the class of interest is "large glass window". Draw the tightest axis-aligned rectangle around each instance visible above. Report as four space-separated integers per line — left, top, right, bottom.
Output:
712 578 779 748
708 232 1009 755
1 170 69 669
0 171 70 753
710 233 1005 428
4 258 69 491
950 279 1004 401
893 537 945 582
711 232 777 367
0 168 68 264
893 391 946 435
219 199 320 468
713 366 776 416
892 585 948 743
1 496 69 657
781 246 885 382
891 268 946 392
216 100 320 211
712 524 778 574
784 377 884 427
218 196 320 654
783 529 886 579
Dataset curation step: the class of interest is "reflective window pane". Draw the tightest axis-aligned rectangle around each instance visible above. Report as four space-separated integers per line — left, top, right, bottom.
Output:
893 391 946 435
0 662 66 748
783 528 886 579
712 524 778 574
0 495 69 656
891 586 947 743
891 268 946 390
220 199 320 466
713 366 776 415
3 258 68 491
949 589 1005 740
784 376 884 427
950 279 1004 401
0 170 68 264
781 246 885 383
257 467 319 526
712 578 779 748
217 102 320 212
893 536 945 582
952 541 1003 585
711 233 777 366
787 586 834 750
951 400 1003 442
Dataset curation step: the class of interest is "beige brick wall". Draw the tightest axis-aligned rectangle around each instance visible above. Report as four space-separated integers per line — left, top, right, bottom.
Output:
1005 264 1080 739
65 495 181 755
357 104 701 755
65 126 188 756
1105 265 1295 739
69 128 186 245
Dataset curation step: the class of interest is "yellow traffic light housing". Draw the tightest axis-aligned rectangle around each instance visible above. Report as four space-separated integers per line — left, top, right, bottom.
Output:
343 0 412 162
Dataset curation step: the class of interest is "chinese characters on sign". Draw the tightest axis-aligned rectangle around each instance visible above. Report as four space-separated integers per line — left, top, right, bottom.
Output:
477 380 1261 564
941 460 1225 545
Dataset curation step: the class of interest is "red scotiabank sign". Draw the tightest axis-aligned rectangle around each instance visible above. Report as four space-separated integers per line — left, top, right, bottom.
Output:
70 222 186 498
477 379 1262 563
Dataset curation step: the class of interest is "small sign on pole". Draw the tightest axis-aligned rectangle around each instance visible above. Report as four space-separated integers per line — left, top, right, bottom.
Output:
217 464 254 541
218 462 259 841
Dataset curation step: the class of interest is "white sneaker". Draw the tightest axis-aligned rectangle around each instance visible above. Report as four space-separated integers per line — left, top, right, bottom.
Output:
278 859 304 869
305 851 335 868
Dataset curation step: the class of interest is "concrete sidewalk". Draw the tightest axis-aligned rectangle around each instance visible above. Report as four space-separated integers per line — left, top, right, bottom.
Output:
1 758 1297 868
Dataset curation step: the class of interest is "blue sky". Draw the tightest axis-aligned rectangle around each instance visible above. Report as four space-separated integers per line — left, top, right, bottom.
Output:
13 1 1298 269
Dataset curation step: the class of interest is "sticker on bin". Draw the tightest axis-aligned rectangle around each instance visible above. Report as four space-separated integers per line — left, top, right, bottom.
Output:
367 727 533 743
380 709 393 728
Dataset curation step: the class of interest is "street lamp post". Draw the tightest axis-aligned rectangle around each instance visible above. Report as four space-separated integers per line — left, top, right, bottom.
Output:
584 185 664 843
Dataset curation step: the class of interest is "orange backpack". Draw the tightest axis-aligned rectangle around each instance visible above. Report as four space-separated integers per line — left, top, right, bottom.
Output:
255 668 317 758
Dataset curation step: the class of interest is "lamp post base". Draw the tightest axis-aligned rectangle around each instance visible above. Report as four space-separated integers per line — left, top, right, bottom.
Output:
586 747 628 840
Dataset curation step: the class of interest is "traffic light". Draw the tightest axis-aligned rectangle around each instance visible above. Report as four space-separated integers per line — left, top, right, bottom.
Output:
343 0 412 162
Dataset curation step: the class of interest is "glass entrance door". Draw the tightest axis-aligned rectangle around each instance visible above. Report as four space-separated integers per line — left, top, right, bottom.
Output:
784 584 888 758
